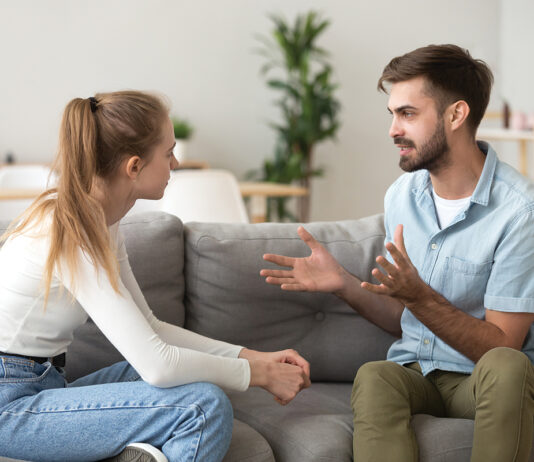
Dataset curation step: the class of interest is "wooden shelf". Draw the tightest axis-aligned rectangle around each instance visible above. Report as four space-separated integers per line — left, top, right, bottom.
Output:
477 128 534 175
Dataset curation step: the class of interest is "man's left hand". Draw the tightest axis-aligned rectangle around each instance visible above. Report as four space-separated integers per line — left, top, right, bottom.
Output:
361 224 429 306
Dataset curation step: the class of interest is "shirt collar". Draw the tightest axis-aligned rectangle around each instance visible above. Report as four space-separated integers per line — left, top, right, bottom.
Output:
470 141 497 206
412 141 497 207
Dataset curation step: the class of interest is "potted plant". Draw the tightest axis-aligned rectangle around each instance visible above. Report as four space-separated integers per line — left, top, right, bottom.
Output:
255 11 341 222
171 117 194 162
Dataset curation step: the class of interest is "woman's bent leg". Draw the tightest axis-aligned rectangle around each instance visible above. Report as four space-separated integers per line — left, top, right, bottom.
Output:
67 360 141 387
0 379 233 462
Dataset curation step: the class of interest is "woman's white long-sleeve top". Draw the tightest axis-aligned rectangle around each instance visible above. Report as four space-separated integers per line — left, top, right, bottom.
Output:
0 222 250 391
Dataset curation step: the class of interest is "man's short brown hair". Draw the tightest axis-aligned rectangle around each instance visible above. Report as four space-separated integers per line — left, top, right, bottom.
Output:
378 44 494 133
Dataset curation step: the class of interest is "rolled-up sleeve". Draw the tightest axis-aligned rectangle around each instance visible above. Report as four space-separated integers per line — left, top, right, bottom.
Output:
484 207 534 313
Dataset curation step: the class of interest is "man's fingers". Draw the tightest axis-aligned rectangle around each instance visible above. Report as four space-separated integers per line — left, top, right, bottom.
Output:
361 281 390 295
394 224 407 255
266 277 294 285
263 253 295 268
260 269 293 278
297 226 321 251
371 268 393 287
385 242 406 266
376 256 396 274
280 283 307 291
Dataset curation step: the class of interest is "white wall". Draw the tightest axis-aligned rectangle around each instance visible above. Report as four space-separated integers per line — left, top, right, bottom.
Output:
0 1 500 220
500 0 534 113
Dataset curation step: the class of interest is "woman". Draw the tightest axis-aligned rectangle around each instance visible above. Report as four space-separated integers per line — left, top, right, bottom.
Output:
0 91 310 462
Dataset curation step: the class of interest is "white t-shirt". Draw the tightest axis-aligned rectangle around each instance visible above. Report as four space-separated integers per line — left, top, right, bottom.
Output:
0 219 250 391
432 190 472 229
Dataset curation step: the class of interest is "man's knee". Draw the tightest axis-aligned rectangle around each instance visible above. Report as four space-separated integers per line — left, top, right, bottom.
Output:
352 361 405 409
475 347 531 391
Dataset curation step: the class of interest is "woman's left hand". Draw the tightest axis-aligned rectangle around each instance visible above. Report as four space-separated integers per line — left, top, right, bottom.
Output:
239 348 310 379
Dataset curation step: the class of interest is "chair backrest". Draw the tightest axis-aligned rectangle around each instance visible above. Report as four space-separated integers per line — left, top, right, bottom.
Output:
149 169 249 223
0 164 54 189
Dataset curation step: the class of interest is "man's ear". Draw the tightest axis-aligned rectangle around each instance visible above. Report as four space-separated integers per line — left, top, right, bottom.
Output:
125 155 145 180
448 100 470 131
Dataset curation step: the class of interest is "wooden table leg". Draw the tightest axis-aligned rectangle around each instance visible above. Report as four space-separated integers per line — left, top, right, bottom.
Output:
250 195 267 223
519 139 528 176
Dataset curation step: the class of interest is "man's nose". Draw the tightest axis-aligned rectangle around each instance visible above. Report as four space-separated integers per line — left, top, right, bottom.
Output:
389 117 403 138
170 156 179 170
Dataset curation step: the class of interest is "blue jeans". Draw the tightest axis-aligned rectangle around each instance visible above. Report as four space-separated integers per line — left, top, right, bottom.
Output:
0 356 233 462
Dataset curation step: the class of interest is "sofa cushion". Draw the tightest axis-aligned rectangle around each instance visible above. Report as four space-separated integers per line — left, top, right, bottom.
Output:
65 212 186 381
227 383 353 462
184 215 396 382
223 419 275 462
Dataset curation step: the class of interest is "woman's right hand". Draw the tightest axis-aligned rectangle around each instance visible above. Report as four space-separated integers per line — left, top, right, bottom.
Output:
261 226 349 295
248 359 311 405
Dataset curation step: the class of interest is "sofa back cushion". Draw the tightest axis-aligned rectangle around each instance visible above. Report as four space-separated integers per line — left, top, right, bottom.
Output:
184 214 396 382
0 212 186 381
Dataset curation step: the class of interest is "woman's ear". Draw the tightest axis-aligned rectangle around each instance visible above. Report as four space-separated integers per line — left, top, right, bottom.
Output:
448 100 470 131
125 156 144 180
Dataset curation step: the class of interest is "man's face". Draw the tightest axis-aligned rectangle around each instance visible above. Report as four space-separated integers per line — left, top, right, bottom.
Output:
387 77 450 173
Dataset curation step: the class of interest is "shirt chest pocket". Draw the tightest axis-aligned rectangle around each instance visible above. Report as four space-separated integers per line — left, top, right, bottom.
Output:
442 257 493 313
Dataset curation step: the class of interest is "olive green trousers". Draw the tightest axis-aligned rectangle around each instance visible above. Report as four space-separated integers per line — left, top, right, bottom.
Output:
351 347 534 462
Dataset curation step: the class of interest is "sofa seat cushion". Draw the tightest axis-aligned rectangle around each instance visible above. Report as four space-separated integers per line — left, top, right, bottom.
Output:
223 419 275 462
184 215 396 382
413 415 534 462
227 383 354 462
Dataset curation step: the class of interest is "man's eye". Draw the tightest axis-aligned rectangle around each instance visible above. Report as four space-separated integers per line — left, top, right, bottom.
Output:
404 112 414 118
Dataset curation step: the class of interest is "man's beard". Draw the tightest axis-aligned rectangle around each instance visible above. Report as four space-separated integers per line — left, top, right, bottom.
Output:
395 119 450 173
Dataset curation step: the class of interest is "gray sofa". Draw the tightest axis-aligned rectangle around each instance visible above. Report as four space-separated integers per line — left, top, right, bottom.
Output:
0 211 533 462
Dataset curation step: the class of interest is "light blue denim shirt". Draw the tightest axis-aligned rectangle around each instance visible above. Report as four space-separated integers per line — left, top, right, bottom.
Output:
385 142 534 375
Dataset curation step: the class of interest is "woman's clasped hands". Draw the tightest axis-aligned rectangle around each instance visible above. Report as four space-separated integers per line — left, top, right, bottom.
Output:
239 348 311 405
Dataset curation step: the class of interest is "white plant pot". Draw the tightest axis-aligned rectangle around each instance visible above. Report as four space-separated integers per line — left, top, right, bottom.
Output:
173 139 188 162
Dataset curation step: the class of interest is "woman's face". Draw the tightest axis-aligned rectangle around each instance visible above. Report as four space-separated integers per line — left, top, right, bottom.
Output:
135 116 179 200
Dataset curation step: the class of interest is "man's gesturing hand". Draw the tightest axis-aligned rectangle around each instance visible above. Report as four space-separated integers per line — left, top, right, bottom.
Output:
361 224 428 306
260 226 348 294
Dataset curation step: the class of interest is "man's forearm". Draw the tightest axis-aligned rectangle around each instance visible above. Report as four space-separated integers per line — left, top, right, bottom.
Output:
407 286 508 362
335 272 404 337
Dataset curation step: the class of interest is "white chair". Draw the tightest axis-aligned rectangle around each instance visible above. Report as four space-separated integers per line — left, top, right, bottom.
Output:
0 164 54 189
128 169 249 224
0 165 55 221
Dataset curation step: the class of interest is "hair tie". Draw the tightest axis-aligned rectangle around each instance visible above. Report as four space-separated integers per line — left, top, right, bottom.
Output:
89 97 98 113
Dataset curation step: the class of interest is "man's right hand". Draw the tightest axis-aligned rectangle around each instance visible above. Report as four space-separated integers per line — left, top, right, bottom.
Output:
260 226 349 294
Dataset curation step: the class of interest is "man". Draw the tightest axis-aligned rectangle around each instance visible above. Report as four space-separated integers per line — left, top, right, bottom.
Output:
260 44 534 462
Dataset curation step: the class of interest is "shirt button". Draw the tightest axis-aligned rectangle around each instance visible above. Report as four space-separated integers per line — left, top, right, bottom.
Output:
431 243 437 250
424 339 430 345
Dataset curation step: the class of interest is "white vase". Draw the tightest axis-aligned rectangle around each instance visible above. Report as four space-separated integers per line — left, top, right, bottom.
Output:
173 139 188 162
